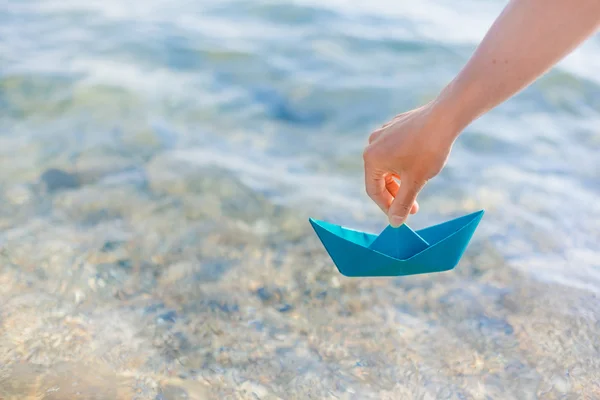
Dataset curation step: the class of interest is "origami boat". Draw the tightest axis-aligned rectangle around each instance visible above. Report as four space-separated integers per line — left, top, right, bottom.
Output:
309 210 484 277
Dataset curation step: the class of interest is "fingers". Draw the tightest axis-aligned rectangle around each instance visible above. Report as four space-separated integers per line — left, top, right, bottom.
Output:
385 174 419 216
364 165 394 213
364 146 422 219
387 174 420 216
364 152 394 214
388 176 425 227
410 201 419 215
384 174 400 197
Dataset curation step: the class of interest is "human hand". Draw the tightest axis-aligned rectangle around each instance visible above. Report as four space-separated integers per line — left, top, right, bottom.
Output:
363 101 459 227
363 0 600 228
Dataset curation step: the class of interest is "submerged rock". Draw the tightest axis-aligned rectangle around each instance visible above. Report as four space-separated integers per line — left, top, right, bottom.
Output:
39 168 80 193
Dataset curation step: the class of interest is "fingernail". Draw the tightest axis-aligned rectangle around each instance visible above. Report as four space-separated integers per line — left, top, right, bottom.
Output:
390 216 404 227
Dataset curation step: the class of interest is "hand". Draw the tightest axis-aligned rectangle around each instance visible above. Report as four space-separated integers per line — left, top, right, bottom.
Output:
363 0 600 228
363 102 458 227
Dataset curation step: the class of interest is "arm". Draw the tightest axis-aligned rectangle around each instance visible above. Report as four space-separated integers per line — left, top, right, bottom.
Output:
437 0 600 137
364 0 600 227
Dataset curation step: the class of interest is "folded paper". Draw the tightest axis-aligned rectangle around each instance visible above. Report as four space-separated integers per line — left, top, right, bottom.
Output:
309 210 484 277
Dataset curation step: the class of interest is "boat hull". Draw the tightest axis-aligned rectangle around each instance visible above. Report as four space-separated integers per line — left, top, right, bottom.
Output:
309 210 484 277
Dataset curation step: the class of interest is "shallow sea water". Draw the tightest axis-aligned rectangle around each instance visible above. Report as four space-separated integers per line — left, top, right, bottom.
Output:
1 0 600 399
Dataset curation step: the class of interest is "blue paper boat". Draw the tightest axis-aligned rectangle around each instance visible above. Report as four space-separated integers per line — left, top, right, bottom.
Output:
309 210 484 277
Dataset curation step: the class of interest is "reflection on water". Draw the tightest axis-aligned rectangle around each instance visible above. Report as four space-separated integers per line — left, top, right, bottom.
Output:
1 0 600 398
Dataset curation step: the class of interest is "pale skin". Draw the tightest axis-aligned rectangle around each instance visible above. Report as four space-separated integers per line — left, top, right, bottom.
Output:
364 0 600 227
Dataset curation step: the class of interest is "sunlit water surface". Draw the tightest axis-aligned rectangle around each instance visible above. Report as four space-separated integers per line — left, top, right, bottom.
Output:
1 0 599 398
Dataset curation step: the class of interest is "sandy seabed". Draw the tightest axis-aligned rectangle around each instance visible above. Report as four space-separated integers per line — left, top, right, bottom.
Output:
0 150 598 400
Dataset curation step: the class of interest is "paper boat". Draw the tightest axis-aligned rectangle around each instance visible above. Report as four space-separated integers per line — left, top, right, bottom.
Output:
309 210 484 277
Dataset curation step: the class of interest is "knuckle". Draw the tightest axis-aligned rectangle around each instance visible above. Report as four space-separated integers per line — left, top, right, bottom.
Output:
362 145 375 162
363 143 384 163
368 132 377 144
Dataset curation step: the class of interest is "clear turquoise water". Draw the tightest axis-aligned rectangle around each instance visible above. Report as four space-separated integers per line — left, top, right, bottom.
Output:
1 1 600 398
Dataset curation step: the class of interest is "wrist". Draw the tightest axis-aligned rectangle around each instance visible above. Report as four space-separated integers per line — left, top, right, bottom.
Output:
429 77 483 141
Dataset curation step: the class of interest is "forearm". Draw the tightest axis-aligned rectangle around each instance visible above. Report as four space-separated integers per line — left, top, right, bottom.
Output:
434 0 600 136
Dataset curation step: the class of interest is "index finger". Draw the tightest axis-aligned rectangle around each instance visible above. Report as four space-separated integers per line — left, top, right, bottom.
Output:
363 152 393 214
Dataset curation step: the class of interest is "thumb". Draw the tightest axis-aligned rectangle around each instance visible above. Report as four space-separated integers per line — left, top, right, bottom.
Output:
388 177 424 227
